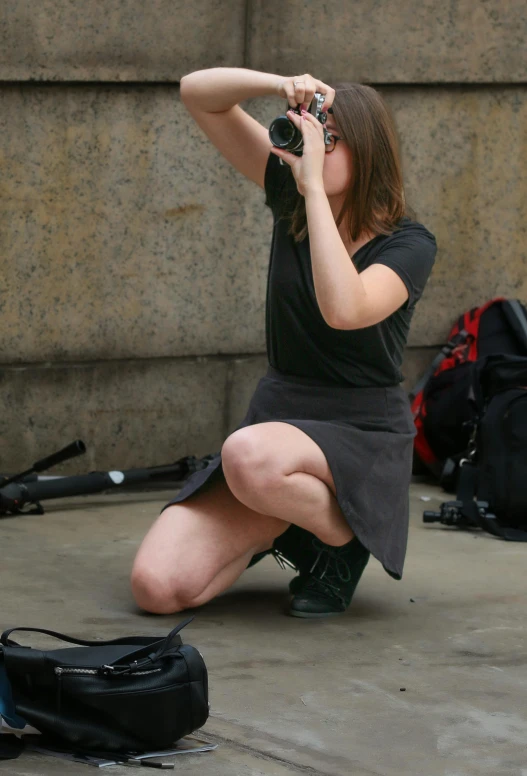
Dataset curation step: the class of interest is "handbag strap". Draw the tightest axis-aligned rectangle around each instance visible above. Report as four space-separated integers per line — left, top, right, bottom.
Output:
0 617 194 670
78 617 196 670
0 617 194 657
0 627 158 649
148 617 194 661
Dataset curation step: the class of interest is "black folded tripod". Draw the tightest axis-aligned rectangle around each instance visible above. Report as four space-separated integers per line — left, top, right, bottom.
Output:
0 441 216 517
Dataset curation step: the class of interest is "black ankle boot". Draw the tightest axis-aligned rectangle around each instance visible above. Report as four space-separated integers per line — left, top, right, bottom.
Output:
289 537 370 618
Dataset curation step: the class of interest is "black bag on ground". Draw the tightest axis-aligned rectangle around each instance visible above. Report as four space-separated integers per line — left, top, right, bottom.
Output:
0 617 208 757
470 354 527 536
411 298 527 483
425 354 527 541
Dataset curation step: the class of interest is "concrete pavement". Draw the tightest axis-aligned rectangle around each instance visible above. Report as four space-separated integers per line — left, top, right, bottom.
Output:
1 480 526 775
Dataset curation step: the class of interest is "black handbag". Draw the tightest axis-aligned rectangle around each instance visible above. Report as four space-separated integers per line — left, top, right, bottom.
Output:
0 617 209 757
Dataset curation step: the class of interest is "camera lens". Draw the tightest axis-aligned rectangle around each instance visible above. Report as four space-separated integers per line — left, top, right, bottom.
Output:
269 116 303 152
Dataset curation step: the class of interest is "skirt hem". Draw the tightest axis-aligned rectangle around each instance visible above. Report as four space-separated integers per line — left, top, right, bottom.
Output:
161 446 404 581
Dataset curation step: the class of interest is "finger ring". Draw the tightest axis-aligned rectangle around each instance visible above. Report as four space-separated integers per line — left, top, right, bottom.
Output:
293 81 304 86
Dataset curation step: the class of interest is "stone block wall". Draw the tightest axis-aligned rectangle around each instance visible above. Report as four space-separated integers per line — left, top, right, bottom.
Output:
1 1 525 473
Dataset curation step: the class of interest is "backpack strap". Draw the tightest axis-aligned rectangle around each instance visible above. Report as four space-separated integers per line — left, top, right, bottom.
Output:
408 329 469 403
455 461 504 535
455 460 480 519
502 299 527 353
456 461 527 542
495 525 527 542
410 297 512 403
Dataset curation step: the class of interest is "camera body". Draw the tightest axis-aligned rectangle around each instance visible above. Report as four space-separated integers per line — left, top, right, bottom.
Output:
269 92 331 160
423 500 497 530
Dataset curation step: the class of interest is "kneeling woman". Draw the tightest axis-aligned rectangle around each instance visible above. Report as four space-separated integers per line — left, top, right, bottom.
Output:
131 67 437 618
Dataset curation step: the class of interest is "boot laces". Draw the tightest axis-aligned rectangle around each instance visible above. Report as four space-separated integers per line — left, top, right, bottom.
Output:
304 539 353 603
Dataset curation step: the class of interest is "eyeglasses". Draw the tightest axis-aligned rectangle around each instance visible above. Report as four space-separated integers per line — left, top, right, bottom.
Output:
324 132 342 153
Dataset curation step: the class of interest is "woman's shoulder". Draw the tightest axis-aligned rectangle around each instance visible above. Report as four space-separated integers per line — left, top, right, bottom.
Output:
362 215 437 270
390 216 437 246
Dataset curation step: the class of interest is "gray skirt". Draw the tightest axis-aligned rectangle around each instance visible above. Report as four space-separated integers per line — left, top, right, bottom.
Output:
163 365 417 580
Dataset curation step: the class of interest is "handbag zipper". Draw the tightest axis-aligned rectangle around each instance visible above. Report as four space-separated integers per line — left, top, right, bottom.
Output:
54 667 162 676
54 666 162 712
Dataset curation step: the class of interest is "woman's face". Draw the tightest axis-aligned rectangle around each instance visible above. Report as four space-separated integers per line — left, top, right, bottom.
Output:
322 118 353 198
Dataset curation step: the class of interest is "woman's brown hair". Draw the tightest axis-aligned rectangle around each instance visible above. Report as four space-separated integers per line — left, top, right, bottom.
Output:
287 83 412 244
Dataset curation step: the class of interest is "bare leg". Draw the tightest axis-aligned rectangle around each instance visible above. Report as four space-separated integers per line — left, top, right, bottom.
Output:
132 423 355 615
186 549 257 607
221 424 355 546
226 469 354 546
131 478 290 614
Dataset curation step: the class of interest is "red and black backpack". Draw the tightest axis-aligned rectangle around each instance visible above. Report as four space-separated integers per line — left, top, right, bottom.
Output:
410 298 527 481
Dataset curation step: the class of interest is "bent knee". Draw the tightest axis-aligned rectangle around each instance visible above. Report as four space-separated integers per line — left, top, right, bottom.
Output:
221 433 251 477
221 433 274 490
130 563 196 615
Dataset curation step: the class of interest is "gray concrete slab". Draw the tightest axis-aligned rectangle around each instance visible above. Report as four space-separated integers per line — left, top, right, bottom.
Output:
1 481 526 775
3 87 527 364
0 0 246 82
248 0 527 84
0 347 438 476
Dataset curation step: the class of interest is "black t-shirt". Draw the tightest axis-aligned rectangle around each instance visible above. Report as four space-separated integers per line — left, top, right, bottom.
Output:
263 152 437 387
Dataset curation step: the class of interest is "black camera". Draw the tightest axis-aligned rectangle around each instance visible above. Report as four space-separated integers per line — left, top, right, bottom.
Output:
423 500 500 535
269 91 332 160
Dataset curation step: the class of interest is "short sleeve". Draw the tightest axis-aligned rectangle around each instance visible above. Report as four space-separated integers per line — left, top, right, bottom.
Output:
372 227 437 309
264 151 298 220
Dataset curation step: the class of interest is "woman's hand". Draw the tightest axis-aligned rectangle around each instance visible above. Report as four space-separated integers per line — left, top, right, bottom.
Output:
270 108 328 197
272 74 335 196
276 73 335 113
